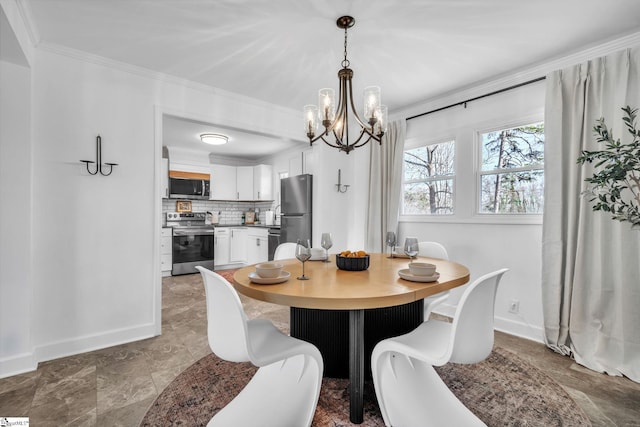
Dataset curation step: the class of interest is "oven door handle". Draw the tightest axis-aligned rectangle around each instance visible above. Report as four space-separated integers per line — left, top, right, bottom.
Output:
173 229 214 236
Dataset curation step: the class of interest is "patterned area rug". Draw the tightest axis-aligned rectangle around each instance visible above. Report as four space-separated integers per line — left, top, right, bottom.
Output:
143 269 590 426
141 347 590 426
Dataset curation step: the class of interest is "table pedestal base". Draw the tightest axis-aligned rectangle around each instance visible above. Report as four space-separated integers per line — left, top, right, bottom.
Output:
290 300 424 423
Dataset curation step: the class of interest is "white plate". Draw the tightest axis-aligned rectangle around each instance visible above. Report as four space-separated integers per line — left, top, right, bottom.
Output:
248 271 291 285
398 269 440 283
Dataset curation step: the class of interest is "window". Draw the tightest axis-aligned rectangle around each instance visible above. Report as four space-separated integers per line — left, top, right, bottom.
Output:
479 123 544 214
402 141 455 215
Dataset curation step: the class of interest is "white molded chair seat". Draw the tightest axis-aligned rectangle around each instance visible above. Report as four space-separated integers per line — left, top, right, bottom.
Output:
417 241 451 319
274 242 297 260
371 268 508 427
196 266 323 427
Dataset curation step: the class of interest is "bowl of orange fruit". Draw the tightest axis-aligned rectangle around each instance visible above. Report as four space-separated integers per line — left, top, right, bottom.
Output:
336 250 370 271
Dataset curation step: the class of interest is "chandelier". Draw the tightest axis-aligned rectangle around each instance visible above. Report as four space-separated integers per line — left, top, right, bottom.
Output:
304 16 387 154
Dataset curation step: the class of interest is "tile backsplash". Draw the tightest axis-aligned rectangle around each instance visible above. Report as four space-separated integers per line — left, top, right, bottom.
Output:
162 199 276 225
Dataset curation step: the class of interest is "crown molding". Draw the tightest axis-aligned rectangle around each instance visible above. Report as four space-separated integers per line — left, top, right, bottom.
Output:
395 30 640 121
14 0 40 46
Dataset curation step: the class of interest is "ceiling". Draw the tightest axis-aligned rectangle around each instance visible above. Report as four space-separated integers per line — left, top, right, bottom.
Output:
23 0 640 159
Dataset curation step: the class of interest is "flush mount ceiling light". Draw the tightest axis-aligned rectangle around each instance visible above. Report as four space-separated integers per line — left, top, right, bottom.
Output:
304 16 388 154
200 133 228 145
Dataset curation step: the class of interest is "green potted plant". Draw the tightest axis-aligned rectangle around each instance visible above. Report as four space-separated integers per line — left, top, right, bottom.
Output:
577 106 640 228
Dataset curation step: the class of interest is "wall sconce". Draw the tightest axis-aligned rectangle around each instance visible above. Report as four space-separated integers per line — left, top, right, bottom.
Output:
336 169 350 193
80 135 118 176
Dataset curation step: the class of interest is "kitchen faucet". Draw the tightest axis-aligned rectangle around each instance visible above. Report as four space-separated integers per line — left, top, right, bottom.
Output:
274 204 281 223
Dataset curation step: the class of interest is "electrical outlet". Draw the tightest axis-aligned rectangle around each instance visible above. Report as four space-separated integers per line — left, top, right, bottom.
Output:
508 299 520 314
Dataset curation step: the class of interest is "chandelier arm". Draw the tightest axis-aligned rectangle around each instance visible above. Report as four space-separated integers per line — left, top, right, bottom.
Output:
321 74 348 140
347 127 371 148
359 126 383 142
345 74 373 131
308 131 328 145
330 76 349 146
353 134 377 148
318 134 346 150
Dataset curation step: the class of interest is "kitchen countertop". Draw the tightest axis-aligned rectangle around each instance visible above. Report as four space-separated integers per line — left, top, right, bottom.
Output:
213 224 280 228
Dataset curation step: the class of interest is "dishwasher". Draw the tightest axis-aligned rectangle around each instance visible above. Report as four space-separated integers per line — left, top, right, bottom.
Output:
267 227 281 261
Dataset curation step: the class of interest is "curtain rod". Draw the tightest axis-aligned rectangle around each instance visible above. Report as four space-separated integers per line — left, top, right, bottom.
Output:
405 76 546 121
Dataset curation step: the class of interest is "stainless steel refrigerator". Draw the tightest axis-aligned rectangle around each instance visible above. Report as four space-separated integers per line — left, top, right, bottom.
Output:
280 174 312 246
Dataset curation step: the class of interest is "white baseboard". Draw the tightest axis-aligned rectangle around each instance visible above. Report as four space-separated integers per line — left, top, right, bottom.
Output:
34 322 159 365
433 303 545 344
0 322 162 379
0 351 38 379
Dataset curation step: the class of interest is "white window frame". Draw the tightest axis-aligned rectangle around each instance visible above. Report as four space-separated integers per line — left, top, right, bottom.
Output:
474 117 544 222
401 138 457 217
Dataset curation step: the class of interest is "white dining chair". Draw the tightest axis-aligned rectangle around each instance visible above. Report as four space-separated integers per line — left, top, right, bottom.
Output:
274 242 297 260
417 241 450 319
371 268 509 427
196 266 323 427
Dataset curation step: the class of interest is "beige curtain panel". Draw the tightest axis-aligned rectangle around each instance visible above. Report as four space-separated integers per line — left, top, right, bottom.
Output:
543 47 640 382
366 120 406 253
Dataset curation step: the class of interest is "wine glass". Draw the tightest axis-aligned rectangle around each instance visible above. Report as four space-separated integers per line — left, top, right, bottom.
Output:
295 239 311 280
321 232 333 262
403 237 419 264
386 231 397 258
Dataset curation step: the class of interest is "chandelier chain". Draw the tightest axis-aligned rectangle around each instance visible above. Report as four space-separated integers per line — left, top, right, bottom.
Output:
342 26 350 68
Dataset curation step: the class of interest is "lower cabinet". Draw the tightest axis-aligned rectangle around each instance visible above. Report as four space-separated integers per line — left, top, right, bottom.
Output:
229 227 248 264
213 226 269 269
161 228 172 276
247 228 269 265
214 228 230 266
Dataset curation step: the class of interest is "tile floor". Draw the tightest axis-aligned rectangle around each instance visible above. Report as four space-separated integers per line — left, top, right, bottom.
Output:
1 273 639 426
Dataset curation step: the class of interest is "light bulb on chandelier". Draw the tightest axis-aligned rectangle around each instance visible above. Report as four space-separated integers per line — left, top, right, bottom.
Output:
303 16 388 154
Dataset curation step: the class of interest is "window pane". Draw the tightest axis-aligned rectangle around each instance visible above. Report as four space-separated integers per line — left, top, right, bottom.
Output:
404 141 454 181
480 170 544 213
403 179 454 215
481 123 544 171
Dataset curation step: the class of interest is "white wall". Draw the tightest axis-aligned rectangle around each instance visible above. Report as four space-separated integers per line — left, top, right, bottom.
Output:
0 1 34 377
397 82 546 342
0 60 33 373
28 49 301 364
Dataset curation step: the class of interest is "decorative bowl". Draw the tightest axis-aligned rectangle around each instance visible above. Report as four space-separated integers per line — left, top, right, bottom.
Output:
336 254 370 271
409 262 436 276
255 262 284 278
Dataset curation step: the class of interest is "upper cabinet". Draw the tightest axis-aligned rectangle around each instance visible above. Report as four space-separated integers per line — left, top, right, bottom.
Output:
236 166 254 200
253 164 273 200
210 164 237 200
210 163 273 201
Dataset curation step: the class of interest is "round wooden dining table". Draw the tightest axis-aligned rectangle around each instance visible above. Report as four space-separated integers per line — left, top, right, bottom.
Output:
233 253 470 424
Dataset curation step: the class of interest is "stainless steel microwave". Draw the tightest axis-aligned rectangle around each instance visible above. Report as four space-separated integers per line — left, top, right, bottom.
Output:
169 174 210 199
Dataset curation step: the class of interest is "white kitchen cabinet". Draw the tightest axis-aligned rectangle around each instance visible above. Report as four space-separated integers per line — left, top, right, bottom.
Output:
210 163 273 201
210 164 237 200
214 228 230 266
169 161 212 175
161 227 173 275
236 166 254 200
229 227 248 263
161 158 169 199
253 164 273 200
247 228 269 265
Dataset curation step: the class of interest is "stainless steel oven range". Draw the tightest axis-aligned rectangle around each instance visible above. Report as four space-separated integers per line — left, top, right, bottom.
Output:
166 211 214 275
